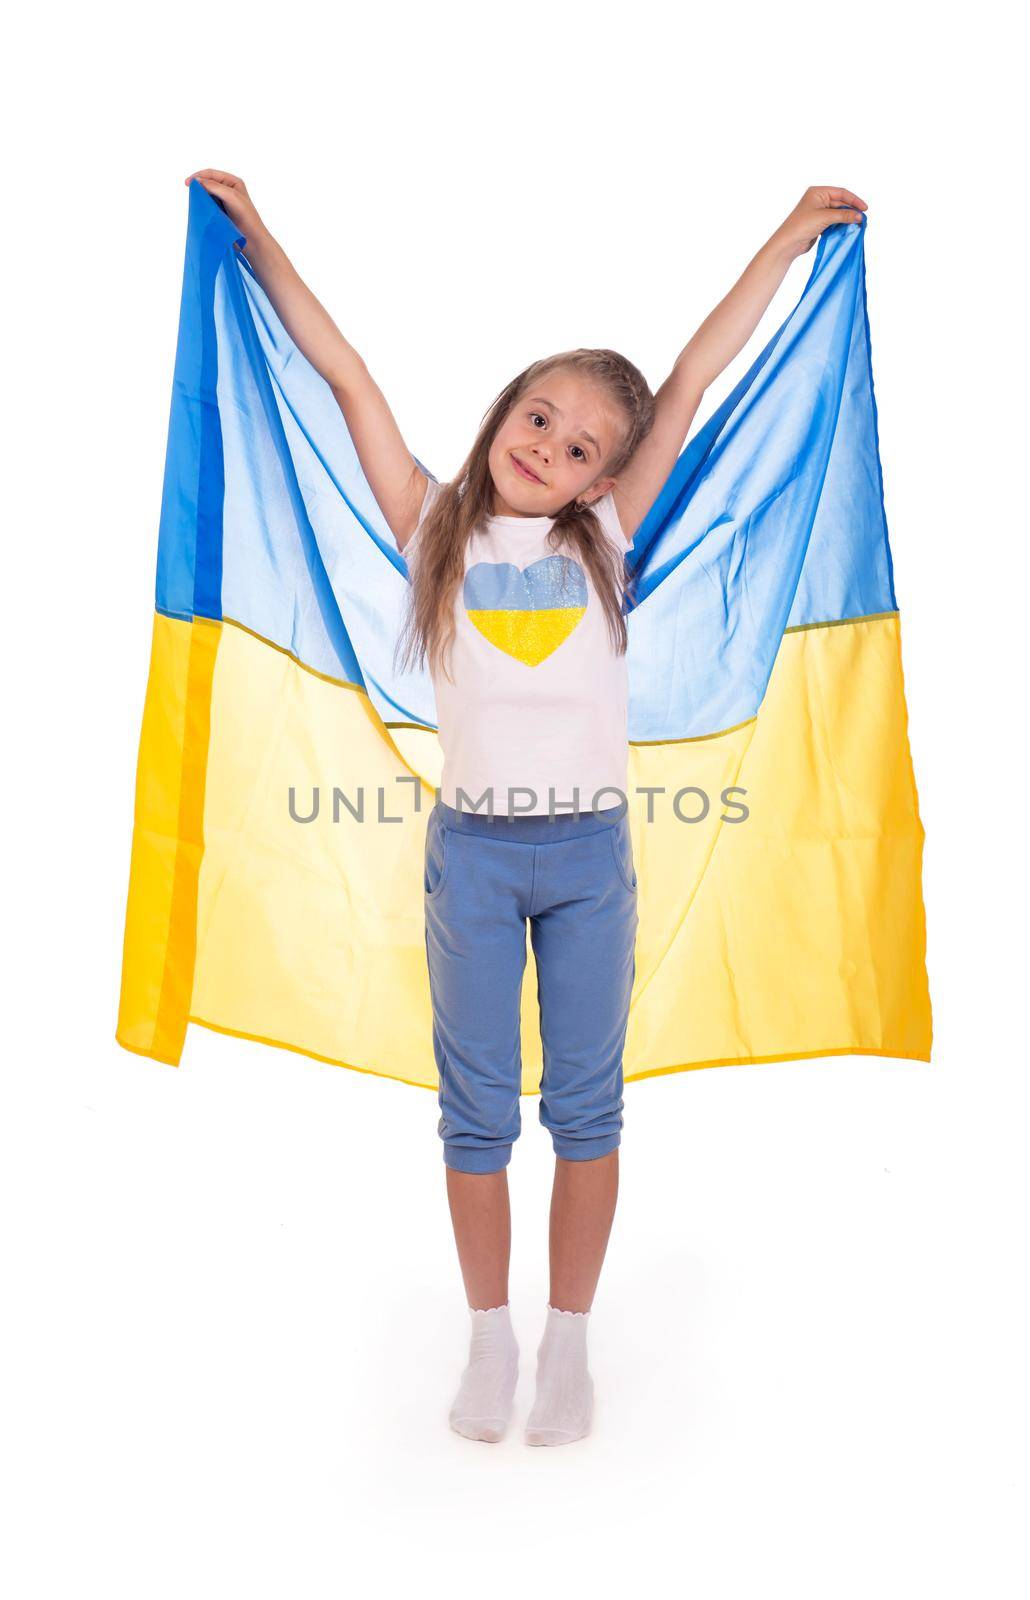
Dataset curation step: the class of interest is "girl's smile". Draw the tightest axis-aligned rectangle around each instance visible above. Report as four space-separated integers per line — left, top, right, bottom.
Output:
511 453 546 485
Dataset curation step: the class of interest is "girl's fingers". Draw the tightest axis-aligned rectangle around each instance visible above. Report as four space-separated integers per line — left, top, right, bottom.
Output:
821 208 864 227
185 168 246 190
825 186 867 210
188 177 236 204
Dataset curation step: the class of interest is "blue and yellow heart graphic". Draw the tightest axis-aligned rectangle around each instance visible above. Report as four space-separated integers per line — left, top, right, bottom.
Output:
464 556 588 666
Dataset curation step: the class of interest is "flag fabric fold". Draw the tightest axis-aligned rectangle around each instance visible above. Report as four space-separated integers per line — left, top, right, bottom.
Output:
116 180 932 1083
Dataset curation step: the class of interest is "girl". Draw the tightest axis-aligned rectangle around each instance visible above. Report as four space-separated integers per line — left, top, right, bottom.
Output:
185 170 867 1447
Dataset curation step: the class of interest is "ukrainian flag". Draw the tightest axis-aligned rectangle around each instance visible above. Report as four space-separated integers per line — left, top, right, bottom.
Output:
116 180 932 1083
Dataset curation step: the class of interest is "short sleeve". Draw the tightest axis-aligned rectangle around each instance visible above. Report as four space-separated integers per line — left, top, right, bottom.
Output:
591 489 630 551
402 476 446 566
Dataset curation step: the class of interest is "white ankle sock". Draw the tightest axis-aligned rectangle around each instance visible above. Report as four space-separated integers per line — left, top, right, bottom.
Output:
524 1303 594 1446
448 1302 520 1444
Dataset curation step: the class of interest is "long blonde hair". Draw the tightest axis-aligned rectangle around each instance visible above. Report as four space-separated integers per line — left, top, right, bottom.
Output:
395 349 656 683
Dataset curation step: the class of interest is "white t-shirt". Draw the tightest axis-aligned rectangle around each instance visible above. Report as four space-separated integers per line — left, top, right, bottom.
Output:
404 477 630 817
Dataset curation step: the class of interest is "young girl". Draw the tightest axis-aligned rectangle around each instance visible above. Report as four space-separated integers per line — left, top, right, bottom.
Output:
186 170 867 1447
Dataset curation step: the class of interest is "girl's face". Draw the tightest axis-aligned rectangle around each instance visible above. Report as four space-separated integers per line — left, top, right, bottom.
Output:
487 370 622 518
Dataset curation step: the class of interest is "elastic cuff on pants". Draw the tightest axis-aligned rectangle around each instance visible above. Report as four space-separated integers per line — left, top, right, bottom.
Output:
444 1143 513 1174
551 1133 621 1162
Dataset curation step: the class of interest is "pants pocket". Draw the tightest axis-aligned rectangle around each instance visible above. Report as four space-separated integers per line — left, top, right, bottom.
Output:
424 809 453 900
608 817 638 892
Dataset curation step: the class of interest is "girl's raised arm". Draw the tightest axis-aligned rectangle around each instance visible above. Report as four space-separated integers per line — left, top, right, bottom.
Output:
611 186 868 544
184 170 428 550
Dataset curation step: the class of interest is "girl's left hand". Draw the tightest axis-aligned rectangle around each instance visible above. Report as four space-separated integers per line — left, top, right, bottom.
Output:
776 186 868 258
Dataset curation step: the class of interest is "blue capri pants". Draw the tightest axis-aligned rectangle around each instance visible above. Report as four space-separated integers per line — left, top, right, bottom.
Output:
423 798 639 1174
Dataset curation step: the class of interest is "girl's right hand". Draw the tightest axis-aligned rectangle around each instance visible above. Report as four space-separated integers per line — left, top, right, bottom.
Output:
183 168 265 241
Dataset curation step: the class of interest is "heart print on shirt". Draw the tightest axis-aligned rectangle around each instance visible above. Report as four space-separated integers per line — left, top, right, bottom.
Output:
463 555 588 667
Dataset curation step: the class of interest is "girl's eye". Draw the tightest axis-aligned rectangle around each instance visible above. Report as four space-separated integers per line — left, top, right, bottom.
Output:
530 414 587 462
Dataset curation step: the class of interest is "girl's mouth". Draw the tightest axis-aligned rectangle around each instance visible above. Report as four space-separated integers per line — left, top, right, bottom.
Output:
512 455 544 485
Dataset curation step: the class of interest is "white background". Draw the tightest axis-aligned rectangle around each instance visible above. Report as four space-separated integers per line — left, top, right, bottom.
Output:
4 2 1027 1595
